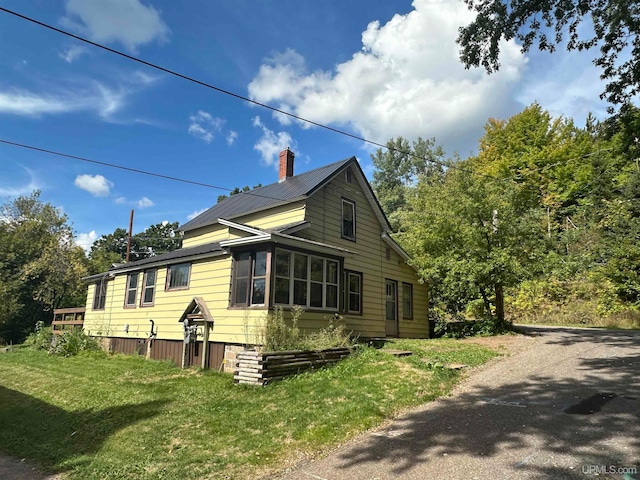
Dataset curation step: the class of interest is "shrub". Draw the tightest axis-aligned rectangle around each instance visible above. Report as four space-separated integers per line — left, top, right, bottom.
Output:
49 329 102 357
259 306 303 352
258 307 354 351
25 321 53 350
435 316 513 339
298 316 354 351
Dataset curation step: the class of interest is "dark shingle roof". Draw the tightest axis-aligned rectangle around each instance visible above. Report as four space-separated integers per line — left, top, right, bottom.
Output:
84 241 223 281
180 157 354 232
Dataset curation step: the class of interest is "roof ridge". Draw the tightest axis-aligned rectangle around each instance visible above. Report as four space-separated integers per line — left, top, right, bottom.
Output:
234 157 353 197
180 157 355 232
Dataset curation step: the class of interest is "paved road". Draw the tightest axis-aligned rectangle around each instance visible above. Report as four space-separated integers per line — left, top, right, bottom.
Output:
275 326 640 480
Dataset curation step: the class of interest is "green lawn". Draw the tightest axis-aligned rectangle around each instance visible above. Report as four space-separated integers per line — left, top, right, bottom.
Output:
0 340 500 479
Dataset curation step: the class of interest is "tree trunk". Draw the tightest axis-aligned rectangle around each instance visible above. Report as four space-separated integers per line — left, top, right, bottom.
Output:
495 284 504 323
478 285 492 318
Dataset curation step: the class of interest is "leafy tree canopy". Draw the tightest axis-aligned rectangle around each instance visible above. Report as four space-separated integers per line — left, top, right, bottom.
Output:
88 221 182 274
0 192 88 343
217 184 263 203
457 0 640 107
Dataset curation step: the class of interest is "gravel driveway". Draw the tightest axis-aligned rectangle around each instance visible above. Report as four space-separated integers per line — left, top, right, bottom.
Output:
275 326 640 480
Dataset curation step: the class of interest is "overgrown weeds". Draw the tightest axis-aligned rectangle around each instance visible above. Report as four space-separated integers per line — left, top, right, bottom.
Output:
256 306 354 351
25 321 103 357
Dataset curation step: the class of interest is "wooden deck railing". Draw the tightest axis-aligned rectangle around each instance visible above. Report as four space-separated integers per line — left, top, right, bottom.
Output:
52 307 85 335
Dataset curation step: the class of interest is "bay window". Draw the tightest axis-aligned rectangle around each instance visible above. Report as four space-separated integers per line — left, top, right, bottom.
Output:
274 249 339 310
232 250 268 307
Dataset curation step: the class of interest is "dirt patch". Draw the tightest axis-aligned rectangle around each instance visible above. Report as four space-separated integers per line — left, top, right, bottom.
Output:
0 455 61 480
461 333 534 356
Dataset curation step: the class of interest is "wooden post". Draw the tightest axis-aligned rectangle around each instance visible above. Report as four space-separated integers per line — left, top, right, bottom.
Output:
201 322 210 369
126 209 134 263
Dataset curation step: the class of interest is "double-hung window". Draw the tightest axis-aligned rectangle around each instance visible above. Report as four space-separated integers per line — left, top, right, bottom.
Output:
232 251 268 306
345 271 363 314
141 269 157 306
402 283 413 320
124 272 139 307
274 249 339 310
93 280 107 310
167 263 191 290
341 199 356 241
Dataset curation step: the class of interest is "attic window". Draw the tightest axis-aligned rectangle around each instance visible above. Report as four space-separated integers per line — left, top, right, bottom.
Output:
345 169 353 183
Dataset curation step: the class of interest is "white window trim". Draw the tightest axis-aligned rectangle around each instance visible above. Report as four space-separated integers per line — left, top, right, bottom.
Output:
124 272 139 307
274 248 339 311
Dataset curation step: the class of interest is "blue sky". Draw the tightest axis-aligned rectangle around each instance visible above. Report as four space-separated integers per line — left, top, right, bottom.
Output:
0 0 612 251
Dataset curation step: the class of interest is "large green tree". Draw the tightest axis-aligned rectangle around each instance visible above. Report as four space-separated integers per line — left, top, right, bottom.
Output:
88 221 183 274
457 0 640 106
0 192 88 343
370 137 445 231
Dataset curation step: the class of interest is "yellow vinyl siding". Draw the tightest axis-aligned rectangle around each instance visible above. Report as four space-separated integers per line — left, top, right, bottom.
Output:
182 226 254 247
237 201 306 230
183 202 306 248
83 256 271 345
302 170 429 338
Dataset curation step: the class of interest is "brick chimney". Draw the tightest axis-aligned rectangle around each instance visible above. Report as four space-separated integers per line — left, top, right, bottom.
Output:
279 148 295 182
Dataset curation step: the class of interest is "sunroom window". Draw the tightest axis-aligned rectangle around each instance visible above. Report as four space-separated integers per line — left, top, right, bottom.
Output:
274 249 339 310
232 250 268 307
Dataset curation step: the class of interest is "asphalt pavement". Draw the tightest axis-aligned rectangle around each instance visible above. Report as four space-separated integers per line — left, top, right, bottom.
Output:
274 326 640 480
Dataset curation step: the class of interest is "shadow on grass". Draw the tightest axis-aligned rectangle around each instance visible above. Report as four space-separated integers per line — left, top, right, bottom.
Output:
332 328 640 479
0 386 167 475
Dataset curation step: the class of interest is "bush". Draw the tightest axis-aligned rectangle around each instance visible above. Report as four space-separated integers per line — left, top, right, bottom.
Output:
298 316 354 351
435 316 513 339
259 306 302 351
25 321 53 350
49 329 102 357
258 307 353 351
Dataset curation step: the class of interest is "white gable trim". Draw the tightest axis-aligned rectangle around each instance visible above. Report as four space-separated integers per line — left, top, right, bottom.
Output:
218 218 267 236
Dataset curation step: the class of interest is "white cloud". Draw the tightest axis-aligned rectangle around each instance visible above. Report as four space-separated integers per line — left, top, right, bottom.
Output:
59 45 87 63
187 208 208 220
75 230 97 253
62 0 170 53
248 0 527 154
252 116 296 168
188 110 225 143
0 167 39 196
226 130 238 146
136 196 154 208
0 71 158 121
74 174 113 197
114 196 126 204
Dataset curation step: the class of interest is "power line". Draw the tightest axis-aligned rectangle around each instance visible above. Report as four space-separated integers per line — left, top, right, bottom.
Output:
0 6 505 184
0 138 281 201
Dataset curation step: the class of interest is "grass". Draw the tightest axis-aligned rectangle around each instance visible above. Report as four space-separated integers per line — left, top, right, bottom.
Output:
0 340 501 479
509 301 640 330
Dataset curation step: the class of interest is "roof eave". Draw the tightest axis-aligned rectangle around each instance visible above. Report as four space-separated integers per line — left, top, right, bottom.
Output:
82 249 228 282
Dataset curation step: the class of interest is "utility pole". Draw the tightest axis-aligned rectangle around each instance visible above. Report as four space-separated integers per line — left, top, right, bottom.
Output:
126 209 134 263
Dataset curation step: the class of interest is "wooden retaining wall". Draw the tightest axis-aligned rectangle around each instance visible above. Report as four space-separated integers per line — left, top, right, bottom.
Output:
234 347 352 385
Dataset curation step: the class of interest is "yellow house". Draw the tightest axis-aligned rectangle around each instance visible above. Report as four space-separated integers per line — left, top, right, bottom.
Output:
83 149 429 370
